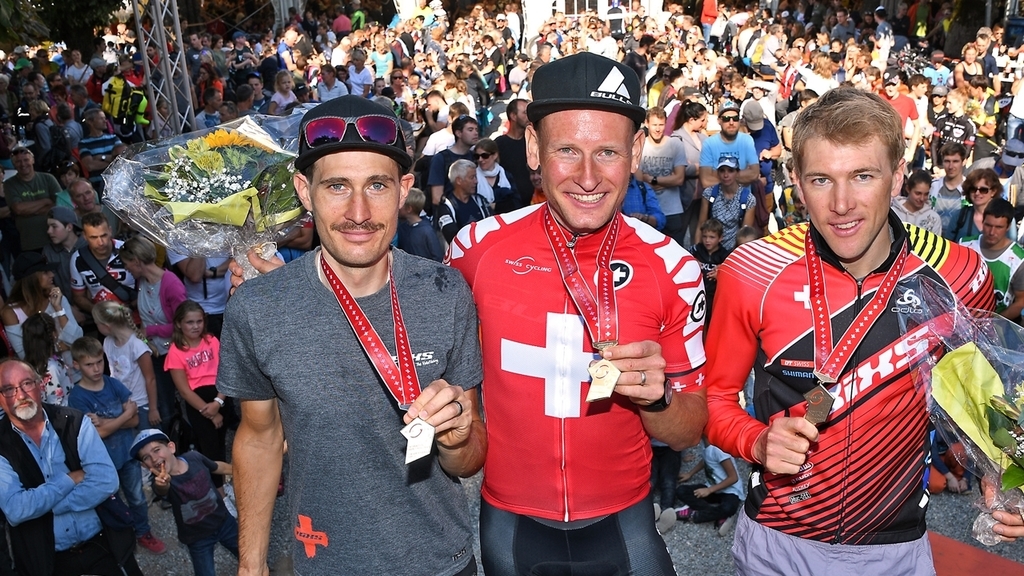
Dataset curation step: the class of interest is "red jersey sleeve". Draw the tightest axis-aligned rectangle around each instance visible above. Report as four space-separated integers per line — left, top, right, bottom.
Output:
703 246 769 463
654 248 707 393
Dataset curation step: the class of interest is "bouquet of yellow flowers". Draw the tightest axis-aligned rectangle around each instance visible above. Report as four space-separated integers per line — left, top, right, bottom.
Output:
103 116 307 265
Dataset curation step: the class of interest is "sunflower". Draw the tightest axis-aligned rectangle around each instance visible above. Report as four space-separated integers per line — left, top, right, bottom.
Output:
203 129 277 153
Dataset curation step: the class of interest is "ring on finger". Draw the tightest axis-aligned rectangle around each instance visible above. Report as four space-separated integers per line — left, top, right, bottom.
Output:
639 371 647 386
452 400 464 417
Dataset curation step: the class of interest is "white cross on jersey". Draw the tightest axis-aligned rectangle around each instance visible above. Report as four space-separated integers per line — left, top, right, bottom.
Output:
794 285 811 310
501 312 598 418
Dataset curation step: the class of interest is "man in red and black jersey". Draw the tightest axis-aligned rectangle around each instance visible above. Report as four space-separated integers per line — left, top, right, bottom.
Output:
705 86 995 574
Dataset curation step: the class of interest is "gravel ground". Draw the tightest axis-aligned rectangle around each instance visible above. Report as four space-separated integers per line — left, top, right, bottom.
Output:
135 448 1024 576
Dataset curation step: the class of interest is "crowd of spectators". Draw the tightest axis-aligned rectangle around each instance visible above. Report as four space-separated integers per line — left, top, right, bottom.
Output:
1 0 1023 572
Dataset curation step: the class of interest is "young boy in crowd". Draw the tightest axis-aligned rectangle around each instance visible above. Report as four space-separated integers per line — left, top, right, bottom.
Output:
675 439 746 536
67 337 167 554
397 187 444 262
689 218 730 327
131 428 238 576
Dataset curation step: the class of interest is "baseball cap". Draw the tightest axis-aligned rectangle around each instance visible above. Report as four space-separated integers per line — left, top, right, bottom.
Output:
12 253 58 281
496 13 506 20
527 52 645 126
717 156 739 170
12 46 25 55
296 95 411 173
14 58 31 71
1003 139 1024 167
931 84 949 97
719 101 740 115
130 429 170 459
883 67 901 85
48 206 80 229
232 30 247 41
741 104 764 131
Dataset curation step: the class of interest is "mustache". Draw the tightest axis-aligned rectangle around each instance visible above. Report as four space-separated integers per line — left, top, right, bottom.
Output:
330 222 386 233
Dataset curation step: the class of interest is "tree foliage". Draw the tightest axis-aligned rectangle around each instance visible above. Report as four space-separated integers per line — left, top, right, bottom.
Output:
2 0 125 53
0 0 50 46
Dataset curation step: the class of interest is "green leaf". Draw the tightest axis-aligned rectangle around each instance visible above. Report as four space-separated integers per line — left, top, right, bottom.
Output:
993 428 1016 450
988 405 1016 435
1003 464 1024 491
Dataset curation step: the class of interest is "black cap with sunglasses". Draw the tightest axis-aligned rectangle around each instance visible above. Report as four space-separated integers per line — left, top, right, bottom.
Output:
295 95 411 173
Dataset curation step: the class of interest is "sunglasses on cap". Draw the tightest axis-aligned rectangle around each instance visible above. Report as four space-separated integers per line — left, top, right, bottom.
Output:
474 151 493 160
303 115 400 149
720 115 739 122
1006 149 1024 160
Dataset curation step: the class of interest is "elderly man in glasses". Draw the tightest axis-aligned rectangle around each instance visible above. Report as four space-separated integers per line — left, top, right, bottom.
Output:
0 359 142 576
219 96 484 576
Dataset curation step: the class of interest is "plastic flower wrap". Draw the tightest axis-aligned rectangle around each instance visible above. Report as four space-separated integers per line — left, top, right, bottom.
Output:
102 115 308 272
895 275 1024 546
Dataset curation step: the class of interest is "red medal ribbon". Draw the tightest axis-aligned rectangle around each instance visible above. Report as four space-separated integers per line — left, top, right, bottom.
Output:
542 206 621 348
320 253 421 408
804 230 908 383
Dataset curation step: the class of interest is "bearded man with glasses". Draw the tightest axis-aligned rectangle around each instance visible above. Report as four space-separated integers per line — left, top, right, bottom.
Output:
699 101 761 190
0 359 141 576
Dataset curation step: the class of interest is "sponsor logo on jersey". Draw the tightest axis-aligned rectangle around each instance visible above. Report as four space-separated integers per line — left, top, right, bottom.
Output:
505 256 553 275
891 288 923 314
780 359 815 368
829 324 933 411
391 351 440 368
592 260 634 289
689 290 707 322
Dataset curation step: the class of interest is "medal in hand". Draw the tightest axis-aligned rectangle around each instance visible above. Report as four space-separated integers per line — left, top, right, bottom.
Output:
803 383 835 425
401 418 435 464
587 358 621 402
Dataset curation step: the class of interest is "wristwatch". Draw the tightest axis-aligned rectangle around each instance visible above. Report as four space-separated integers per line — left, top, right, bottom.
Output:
213 397 225 406
651 176 659 186
641 383 673 412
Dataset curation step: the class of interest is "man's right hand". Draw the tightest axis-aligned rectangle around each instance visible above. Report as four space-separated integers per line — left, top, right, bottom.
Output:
752 417 819 475
68 469 85 484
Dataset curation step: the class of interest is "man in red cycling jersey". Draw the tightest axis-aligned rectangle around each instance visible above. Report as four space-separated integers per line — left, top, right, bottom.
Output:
447 52 708 575
705 86 995 574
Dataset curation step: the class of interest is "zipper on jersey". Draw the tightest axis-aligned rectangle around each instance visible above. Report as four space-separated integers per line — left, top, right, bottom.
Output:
832 276 863 544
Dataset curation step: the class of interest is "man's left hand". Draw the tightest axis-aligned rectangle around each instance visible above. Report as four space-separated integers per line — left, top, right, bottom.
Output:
600 340 666 406
984 480 1024 541
404 379 473 449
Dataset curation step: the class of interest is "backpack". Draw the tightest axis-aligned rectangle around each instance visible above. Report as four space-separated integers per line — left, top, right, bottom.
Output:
102 75 146 127
39 123 73 174
707 182 772 233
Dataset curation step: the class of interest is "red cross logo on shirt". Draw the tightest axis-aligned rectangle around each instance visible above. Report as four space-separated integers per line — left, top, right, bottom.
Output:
295 515 329 558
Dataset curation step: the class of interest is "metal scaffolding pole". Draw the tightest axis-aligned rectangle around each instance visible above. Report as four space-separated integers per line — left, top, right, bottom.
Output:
132 0 196 137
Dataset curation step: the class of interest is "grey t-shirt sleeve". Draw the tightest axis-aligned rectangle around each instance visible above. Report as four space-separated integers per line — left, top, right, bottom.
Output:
1012 261 1024 294
216 284 276 400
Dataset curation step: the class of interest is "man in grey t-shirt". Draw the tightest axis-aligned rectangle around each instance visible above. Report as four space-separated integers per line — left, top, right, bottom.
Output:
220 96 485 576
636 106 688 245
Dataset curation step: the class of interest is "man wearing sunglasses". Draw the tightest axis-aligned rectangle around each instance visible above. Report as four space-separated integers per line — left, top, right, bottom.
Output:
699 101 760 190
220 96 484 576
447 51 708 575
